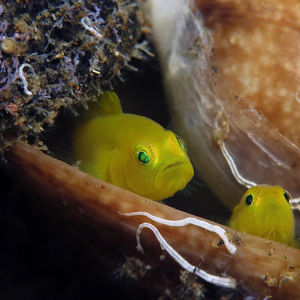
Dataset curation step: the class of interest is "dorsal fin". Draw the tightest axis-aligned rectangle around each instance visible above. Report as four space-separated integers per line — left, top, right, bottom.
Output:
97 91 123 116
83 91 123 121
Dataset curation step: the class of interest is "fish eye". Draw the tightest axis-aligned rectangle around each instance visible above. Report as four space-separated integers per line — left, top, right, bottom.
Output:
138 151 149 164
134 144 153 165
284 191 291 202
245 194 253 205
176 135 187 152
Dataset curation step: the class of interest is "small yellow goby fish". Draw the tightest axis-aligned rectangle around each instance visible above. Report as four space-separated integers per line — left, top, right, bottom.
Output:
73 91 194 200
229 185 299 248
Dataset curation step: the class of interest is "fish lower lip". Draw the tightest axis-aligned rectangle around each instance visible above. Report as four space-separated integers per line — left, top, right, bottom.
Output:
163 161 183 172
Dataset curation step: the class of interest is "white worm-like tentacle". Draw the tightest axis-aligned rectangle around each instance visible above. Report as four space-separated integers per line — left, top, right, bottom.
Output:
137 223 236 289
18 63 36 96
122 211 236 254
220 142 257 188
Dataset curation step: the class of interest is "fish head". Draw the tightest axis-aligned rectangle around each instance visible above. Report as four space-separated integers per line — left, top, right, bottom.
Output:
230 185 295 244
119 120 194 200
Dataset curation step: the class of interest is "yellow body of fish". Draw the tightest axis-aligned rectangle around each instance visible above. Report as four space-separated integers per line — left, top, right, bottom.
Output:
229 185 299 247
73 91 194 200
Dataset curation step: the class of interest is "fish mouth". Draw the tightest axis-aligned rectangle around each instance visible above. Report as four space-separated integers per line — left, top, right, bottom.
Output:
154 160 185 187
152 159 194 198
163 161 184 172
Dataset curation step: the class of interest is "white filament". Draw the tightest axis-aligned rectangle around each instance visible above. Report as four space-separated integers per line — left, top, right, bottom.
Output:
136 222 236 289
123 211 236 254
19 63 36 96
220 142 257 188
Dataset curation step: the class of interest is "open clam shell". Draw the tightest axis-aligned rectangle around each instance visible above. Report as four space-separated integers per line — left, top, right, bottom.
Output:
5 141 300 298
147 0 300 208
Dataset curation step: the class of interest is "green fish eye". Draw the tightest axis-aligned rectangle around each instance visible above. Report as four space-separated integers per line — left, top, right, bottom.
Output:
284 191 291 202
176 135 187 152
245 194 253 205
138 151 149 164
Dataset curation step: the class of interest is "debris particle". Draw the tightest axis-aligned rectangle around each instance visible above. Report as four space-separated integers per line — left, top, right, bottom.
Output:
263 274 278 287
116 257 151 281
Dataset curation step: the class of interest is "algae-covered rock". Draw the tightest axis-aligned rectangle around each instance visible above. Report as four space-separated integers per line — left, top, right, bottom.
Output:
0 0 146 150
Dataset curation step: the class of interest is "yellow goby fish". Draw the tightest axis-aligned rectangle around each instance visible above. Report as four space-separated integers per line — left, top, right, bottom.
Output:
229 185 299 248
73 91 194 201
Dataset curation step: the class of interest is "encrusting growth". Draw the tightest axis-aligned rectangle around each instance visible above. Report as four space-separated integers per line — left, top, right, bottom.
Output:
0 0 146 152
